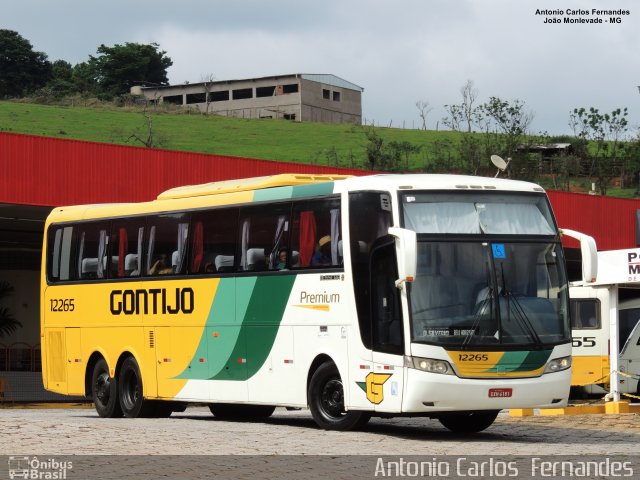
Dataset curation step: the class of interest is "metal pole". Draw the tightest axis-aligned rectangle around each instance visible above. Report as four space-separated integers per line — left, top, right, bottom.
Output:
609 285 620 402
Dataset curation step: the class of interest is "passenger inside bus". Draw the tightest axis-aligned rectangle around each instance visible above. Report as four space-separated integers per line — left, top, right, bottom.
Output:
275 247 288 270
311 235 332 266
149 254 173 275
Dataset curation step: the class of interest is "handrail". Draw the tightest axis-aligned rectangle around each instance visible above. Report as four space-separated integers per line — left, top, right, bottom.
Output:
1 343 41 372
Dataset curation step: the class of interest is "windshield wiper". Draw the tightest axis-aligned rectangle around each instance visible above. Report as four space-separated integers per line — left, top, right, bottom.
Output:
462 269 495 349
499 265 542 346
461 291 492 349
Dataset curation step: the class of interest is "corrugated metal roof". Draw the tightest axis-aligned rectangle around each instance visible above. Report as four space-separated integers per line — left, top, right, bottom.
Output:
135 73 364 93
299 74 364 92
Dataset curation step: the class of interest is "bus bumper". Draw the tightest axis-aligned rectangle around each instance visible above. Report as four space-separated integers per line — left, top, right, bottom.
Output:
402 368 571 412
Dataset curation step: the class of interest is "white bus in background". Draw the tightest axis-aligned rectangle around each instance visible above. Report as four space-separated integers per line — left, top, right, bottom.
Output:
569 246 640 399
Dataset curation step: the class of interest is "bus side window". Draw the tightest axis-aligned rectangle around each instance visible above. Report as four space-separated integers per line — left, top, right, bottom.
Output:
290 198 341 269
238 205 290 272
146 214 189 276
570 299 600 329
110 220 144 278
48 225 76 282
190 208 238 274
77 222 110 280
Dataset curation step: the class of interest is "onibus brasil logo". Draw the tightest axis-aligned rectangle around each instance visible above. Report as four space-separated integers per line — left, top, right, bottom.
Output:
8 456 73 479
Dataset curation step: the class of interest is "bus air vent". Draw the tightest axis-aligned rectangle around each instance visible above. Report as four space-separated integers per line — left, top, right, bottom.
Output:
47 331 66 383
148 330 155 349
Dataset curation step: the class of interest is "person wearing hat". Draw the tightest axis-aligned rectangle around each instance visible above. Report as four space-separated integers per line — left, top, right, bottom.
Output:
312 235 332 266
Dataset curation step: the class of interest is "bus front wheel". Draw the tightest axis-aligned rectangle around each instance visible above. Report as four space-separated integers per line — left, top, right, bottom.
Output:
308 362 370 431
118 356 154 418
437 410 499 433
91 358 123 418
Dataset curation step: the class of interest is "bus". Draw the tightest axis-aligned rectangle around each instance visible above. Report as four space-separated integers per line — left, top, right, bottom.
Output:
570 288 640 397
569 245 640 399
41 173 575 432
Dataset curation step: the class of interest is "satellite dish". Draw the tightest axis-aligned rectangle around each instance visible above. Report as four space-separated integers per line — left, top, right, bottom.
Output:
491 155 510 177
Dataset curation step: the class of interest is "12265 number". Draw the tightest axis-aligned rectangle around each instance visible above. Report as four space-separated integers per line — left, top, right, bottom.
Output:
49 298 75 312
457 353 489 362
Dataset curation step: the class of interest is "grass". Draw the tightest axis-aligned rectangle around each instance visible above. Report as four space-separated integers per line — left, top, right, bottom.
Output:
0 101 460 169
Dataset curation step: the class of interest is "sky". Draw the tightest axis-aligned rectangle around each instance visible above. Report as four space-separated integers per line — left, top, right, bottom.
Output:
3 0 639 135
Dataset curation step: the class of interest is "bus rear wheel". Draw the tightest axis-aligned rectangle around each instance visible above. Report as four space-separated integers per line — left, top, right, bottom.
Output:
91 358 122 418
118 356 155 418
438 410 499 433
308 362 370 431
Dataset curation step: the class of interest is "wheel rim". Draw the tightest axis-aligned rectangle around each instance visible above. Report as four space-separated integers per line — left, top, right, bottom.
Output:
94 371 111 406
320 378 345 419
121 368 140 411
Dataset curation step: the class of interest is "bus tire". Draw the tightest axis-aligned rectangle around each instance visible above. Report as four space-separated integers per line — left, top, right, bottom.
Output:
208 403 276 419
152 401 175 418
118 356 154 418
91 358 123 418
308 362 370 431
438 410 499 433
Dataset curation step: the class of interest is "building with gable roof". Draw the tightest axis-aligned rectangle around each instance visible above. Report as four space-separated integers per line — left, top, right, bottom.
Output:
131 73 364 124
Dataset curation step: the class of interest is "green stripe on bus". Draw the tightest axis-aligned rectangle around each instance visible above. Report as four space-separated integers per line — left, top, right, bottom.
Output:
252 182 335 203
512 349 552 372
253 186 294 202
291 182 335 198
176 278 245 380
484 350 552 373
211 275 296 380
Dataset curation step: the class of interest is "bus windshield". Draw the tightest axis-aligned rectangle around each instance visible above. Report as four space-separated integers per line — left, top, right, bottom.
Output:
402 192 569 348
409 241 569 347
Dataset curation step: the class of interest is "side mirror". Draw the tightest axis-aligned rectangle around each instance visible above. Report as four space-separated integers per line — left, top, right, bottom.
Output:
388 227 417 289
560 228 598 283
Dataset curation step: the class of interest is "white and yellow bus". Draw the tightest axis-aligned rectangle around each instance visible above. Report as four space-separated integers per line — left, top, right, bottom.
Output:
568 245 640 398
41 173 574 432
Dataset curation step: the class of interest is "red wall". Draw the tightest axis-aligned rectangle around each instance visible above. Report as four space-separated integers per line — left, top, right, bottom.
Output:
0 132 367 206
1 132 638 251
548 190 638 251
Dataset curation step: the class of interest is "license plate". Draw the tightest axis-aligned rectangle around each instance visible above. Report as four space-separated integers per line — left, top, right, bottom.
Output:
488 388 512 398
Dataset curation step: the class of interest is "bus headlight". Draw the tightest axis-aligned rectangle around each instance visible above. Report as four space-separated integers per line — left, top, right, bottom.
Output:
405 356 454 375
543 356 572 374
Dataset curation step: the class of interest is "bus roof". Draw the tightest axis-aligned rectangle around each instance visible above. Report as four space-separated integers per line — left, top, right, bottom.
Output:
45 173 547 224
157 174 353 200
339 174 546 194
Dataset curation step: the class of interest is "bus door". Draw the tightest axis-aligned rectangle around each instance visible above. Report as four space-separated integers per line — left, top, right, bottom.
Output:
369 238 405 412
619 306 640 394
65 327 84 395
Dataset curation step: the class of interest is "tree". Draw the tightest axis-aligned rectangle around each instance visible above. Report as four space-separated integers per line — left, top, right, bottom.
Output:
201 73 216 114
415 100 432 130
43 60 76 98
480 96 534 159
127 110 163 148
87 42 173 99
71 61 97 96
460 80 478 133
0 281 21 338
569 107 630 194
0 29 51 98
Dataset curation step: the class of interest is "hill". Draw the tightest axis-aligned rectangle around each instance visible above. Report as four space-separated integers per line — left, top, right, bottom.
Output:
0 100 461 171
